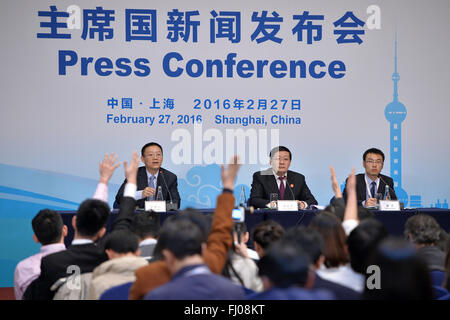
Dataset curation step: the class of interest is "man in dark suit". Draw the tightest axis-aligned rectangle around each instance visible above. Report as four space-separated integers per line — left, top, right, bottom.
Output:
249 146 317 209
343 148 397 207
114 142 180 209
23 152 141 300
144 217 245 300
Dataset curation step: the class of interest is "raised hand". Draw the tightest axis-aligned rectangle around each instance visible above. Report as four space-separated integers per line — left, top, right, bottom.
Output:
330 166 342 198
221 155 241 190
99 153 121 184
344 168 358 221
124 151 140 185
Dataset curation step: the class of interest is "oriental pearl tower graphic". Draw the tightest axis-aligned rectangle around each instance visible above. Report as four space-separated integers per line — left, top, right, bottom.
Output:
385 35 408 206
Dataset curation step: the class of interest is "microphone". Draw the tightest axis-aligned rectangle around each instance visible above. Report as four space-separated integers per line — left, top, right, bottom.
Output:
285 176 304 209
378 175 397 200
160 170 177 211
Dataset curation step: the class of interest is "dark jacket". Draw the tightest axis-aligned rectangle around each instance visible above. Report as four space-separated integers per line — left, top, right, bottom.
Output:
144 264 245 300
114 166 180 209
23 196 137 300
343 173 397 206
249 168 317 209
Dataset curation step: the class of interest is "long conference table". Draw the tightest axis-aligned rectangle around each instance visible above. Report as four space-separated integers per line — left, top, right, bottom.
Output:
59 208 450 248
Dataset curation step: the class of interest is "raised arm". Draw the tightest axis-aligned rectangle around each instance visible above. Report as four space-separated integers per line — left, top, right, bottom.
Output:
111 151 140 232
93 153 121 202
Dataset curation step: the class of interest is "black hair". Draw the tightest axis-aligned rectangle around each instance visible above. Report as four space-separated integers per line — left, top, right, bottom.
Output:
152 210 211 261
32 209 64 245
141 142 163 157
269 146 292 160
404 214 441 245
364 237 433 300
357 206 375 220
323 204 346 222
76 199 110 237
282 226 324 265
363 148 385 162
103 230 139 254
347 218 388 274
130 211 160 240
252 220 285 251
156 217 203 260
258 240 311 288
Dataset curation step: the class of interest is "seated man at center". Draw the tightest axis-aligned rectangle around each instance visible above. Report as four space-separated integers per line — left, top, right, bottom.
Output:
114 142 180 209
249 146 317 209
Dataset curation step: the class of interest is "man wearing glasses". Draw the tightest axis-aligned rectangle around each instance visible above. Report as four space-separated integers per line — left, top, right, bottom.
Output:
114 142 180 209
343 148 397 207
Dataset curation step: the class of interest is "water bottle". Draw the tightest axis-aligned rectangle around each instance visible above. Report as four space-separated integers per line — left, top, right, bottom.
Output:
156 186 164 201
384 185 391 200
238 186 247 208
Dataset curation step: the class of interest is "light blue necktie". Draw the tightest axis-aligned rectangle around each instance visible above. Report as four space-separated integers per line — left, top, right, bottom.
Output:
148 175 156 200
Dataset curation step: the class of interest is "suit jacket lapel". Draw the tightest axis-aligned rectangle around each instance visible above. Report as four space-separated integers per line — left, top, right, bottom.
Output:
284 171 294 200
357 174 367 200
263 169 280 197
138 167 148 189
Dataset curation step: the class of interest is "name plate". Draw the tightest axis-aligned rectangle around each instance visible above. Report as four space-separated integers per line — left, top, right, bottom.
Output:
277 200 298 211
379 200 401 211
145 201 167 212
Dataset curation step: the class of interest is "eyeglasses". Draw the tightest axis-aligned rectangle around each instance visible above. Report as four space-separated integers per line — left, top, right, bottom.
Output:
365 159 383 165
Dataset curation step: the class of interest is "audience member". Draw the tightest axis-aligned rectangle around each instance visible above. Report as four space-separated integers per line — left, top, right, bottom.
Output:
144 217 245 300
444 237 450 290
251 220 285 258
23 151 140 300
309 212 364 292
222 222 263 293
347 219 388 274
14 209 67 300
436 228 449 253
364 237 433 300
89 230 148 299
309 168 365 292
129 156 241 299
129 211 160 260
404 214 445 272
249 240 334 300
282 226 361 299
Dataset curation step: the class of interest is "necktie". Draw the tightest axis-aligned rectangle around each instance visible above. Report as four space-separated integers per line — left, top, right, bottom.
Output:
370 181 376 198
148 175 156 200
279 176 285 200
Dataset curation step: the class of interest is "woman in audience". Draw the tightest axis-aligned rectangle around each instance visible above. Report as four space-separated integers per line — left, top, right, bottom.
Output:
251 220 285 258
308 212 364 292
222 223 263 293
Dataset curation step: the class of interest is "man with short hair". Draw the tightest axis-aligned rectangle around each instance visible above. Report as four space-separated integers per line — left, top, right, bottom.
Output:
248 240 334 300
114 142 180 209
89 230 148 300
129 212 160 260
144 217 245 300
249 146 317 209
23 152 140 300
14 209 68 300
343 148 397 207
